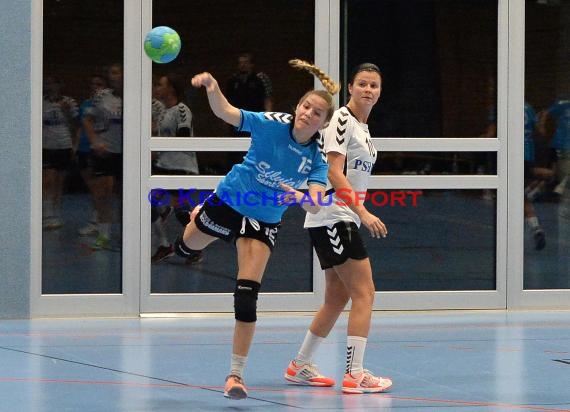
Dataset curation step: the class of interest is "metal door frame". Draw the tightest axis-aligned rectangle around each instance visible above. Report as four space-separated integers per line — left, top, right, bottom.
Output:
139 0 335 313
506 1 570 309
30 0 142 317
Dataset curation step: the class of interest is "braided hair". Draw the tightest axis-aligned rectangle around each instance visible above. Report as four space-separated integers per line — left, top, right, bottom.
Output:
289 59 341 95
289 59 341 122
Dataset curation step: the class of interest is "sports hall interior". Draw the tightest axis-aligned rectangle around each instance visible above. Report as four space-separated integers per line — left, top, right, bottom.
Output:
1 1 569 410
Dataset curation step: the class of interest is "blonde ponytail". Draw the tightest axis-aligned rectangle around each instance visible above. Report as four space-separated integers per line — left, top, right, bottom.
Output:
289 59 341 95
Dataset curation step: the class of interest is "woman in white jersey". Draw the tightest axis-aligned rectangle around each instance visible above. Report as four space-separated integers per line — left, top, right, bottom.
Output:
150 73 200 264
42 76 79 230
83 63 123 250
174 60 339 400
285 63 392 394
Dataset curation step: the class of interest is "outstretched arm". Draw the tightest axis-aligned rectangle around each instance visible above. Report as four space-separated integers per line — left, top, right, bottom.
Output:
191 72 241 127
280 182 325 214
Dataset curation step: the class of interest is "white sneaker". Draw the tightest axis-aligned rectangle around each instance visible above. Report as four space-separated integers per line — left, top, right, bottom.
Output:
78 222 98 236
284 360 335 386
554 176 568 196
43 217 63 230
342 370 392 394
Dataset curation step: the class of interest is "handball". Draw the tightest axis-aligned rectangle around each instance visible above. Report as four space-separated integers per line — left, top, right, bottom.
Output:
144 26 181 64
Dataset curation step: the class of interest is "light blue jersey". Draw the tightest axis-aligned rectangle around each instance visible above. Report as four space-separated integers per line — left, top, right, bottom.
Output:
215 110 328 223
524 102 537 163
77 99 93 153
547 100 570 150
489 104 537 162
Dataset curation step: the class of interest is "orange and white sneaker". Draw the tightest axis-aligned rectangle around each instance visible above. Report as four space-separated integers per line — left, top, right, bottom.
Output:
342 370 392 394
224 374 248 400
284 360 335 387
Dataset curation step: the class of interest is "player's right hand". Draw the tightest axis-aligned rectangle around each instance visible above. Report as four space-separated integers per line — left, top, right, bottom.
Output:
191 72 217 92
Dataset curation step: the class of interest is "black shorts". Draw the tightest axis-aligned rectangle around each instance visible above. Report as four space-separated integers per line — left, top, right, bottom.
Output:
308 221 368 269
76 151 93 170
43 149 73 170
194 194 281 251
92 152 122 178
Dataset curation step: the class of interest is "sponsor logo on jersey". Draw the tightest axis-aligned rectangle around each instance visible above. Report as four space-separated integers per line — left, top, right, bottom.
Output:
353 159 374 173
255 161 303 188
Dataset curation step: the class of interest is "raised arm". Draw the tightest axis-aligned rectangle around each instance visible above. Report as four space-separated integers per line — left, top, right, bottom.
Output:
191 72 241 127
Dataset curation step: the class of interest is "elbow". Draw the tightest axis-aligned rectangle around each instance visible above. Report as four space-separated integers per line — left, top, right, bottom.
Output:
305 195 323 214
306 204 322 214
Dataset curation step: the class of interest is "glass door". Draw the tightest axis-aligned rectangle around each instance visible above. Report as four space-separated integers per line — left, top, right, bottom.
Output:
341 0 506 309
508 0 570 309
140 0 328 312
141 0 509 313
31 0 141 316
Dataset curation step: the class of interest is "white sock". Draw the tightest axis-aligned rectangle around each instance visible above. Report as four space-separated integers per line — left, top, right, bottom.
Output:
526 216 539 230
230 353 247 378
98 223 111 238
53 198 62 218
43 200 54 218
295 330 324 364
554 175 568 195
346 336 368 376
153 221 169 246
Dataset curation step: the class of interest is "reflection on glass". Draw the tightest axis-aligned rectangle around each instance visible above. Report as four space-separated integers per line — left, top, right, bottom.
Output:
149 0 316 294
374 152 497 175
151 0 315 141
152 151 498 176
364 189 497 291
342 0 498 139
42 0 123 294
150 152 247 176
524 0 570 290
151 74 199 175
150 189 496 293
151 201 312 294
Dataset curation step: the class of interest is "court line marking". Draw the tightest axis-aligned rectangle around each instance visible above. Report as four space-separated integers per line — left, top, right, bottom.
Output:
0 345 300 408
0 376 568 411
2 344 569 411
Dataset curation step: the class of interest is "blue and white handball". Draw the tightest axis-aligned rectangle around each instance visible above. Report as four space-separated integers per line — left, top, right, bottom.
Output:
144 26 181 64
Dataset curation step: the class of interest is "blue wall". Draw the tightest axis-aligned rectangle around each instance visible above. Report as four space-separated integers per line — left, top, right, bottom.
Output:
0 1 31 318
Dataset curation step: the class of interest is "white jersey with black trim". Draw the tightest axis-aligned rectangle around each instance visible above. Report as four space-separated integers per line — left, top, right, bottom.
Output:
42 96 79 149
154 103 199 174
84 88 123 154
304 106 377 228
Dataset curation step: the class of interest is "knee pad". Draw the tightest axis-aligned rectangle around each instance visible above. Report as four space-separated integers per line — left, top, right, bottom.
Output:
173 235 201 259
234 279 260 323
